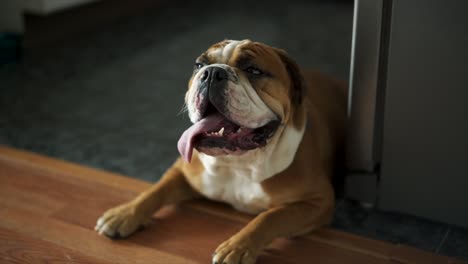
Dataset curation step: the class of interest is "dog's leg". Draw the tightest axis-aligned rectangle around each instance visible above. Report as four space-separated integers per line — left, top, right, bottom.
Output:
95 160 200 238
212 196 334 264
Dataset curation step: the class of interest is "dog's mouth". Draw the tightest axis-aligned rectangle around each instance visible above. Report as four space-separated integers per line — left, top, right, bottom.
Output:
177 103 280 162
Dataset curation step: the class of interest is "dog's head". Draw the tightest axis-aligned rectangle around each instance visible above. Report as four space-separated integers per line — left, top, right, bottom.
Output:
178 39 305 162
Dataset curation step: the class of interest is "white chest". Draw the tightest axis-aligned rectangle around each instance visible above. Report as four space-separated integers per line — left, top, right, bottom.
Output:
199 168 270 214
195 123 305 214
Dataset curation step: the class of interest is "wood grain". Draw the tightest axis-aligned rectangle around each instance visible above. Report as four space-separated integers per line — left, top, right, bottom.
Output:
0 145 465 264
0 228 113 264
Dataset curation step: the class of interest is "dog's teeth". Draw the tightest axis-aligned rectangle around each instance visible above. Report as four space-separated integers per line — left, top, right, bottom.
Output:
237 128 242 133
218 127 224 136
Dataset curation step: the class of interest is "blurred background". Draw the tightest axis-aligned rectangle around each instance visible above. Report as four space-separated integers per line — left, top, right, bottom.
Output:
0 0 352 181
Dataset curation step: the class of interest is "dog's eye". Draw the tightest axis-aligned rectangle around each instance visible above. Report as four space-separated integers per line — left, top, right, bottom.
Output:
194 62 204 70
245 66 263 76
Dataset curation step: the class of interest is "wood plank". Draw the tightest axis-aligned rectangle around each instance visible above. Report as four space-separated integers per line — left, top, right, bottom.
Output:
309 229 393 260
0 146 148 193
0 227 113 264
0 183 65 216
0 159 136 208
51 202 390 264
0 207 196 264
0 145 466 264
265 237 390 264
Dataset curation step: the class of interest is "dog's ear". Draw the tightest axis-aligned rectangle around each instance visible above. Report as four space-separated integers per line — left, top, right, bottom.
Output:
273 48 306 105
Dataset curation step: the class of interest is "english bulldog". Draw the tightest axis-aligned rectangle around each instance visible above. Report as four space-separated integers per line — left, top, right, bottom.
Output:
95 39 347 264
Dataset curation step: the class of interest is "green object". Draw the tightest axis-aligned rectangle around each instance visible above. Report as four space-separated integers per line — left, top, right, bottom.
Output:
0 32 22 65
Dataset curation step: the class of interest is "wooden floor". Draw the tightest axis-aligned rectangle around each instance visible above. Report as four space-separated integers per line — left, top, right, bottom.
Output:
0 146 465 264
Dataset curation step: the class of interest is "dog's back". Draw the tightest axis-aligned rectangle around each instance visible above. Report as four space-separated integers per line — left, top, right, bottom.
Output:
302 70 347 178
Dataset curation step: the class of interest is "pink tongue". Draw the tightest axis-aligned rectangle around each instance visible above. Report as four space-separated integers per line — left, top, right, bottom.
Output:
177 113 225 163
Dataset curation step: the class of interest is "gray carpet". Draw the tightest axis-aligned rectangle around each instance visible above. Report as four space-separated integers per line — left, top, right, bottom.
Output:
0 0 353 181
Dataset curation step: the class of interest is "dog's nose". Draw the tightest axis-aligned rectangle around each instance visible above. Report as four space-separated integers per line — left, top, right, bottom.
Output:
201 67 228 84
201 67 229 110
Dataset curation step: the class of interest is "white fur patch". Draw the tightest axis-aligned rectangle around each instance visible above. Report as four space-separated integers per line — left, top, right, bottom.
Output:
221 40 241 61
199 157 271 214
208 40 247 63
197 123 305 213
200 123 305 179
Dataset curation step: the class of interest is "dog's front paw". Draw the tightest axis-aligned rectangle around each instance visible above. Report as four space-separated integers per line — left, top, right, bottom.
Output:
212 235 260 264
95 202 151 238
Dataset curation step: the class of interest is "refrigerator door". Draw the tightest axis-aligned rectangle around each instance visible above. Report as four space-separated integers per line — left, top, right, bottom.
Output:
378 0 468 228
346 0 390 204
347 0 385 173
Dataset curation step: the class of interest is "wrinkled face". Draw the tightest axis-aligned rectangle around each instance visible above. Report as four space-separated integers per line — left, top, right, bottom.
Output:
178 39 303 162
